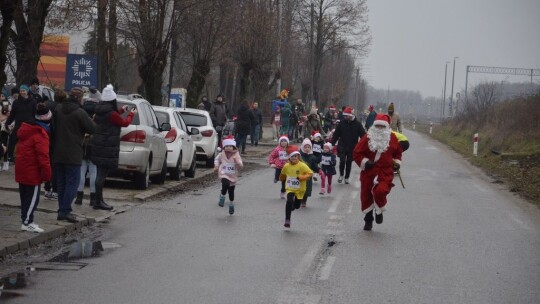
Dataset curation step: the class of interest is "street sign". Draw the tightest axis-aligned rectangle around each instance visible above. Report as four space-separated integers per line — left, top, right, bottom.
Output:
65 54 98 90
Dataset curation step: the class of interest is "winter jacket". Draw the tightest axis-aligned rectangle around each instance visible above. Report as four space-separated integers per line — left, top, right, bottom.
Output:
15 123 51 185
222 119 236 137
251 108 262 126
5 95 36 134
331 118 366 155
235 104 254 135
52 97 95 165
365 110 377 130
389 112 402 132
268 145 289 169
90 102 134 168
311 138 324 162
320 151 337 176
215 149 243 184
272 99 288 113
303 117 325 139
280 103 291 128
210 101 228 127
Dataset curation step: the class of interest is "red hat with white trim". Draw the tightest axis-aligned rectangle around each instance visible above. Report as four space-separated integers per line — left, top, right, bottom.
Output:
343 107 354 117
287 145 300 158
223 135 237 147
373 113 391 128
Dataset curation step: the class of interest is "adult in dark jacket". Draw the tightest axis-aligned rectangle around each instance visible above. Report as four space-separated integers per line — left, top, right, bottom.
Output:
235 101 254 154
210 94 228 147
365 104 377 131
90 85 136 210
29 78 44 104
250 102 263 146
201 96 213 112
5 85 36 164
330 107 366 184
52 87 95 223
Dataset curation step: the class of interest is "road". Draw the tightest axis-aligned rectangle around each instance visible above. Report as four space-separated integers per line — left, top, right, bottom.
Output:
3 131 540 304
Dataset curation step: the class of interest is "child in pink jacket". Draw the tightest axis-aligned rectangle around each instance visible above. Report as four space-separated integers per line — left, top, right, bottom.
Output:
268 135 289 199
215 137 243 215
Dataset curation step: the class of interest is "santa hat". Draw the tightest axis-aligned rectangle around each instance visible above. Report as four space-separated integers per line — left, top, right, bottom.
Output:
287 145 300 158
279 135 289 144
323 142 333 149
369 104 374 111
373 113 391 128
223 136 237 148
328 105 336 110
343 107 354 117
311 131 322 139
101 84 117 102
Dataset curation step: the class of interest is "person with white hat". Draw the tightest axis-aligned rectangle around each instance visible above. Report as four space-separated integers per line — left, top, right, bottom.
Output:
214 136 243 215
268 135 290 199
353 113 403 231
319 142 337 195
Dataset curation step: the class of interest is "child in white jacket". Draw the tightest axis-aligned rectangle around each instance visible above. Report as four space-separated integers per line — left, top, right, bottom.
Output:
214 137 243 215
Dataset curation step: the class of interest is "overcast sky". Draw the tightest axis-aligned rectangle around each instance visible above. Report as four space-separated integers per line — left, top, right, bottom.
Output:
363 0 540 99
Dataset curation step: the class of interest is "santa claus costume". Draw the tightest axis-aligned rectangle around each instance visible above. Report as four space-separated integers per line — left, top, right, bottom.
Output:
353 114 402 231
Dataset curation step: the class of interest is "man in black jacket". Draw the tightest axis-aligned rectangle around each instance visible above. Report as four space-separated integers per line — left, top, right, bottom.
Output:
330 107 366 184
5 85 36 164
250 102 262 146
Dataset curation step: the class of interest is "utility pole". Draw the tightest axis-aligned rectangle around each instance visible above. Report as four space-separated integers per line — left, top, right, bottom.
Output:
276 0 282 97
449 56 458 117
354 68 359 111
309 1 315 109
442 61 449 118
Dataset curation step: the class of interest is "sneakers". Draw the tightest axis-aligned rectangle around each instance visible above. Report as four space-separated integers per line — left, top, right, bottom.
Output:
319 188 325 195
45 191 58 200
284 219 291 228
345 178 350 184
229 204 235 215
57 213 78 223
273 179 278 184
280 192 285 199
363 221 373 231
338 176 343 183
2 161 9 171
21 223 44 233
328 184 332 194
375 212 383 224
218 195 225 207
313 174 318 182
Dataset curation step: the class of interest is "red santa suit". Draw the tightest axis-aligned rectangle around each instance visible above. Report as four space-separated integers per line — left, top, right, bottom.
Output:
353 114 402 214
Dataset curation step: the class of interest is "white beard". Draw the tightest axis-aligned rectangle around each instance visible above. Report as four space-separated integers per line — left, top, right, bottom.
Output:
367 127 391 153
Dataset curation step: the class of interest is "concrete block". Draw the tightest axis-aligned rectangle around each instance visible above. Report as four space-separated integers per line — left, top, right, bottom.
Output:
0 247 8 258
48 227 65 239
64 224 76 233
5 242 19 254
18 240 30 250
29 233 49 246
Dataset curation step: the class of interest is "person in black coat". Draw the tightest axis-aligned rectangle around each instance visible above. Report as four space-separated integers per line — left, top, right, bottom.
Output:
234 100 254 154
250 102 263 146
330 107 365 184
5 85 36 164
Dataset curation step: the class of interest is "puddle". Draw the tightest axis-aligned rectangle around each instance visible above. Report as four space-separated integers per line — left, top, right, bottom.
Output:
0 240 121 301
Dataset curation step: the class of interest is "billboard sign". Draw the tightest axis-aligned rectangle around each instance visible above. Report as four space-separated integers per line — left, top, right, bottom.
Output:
65 54 98 90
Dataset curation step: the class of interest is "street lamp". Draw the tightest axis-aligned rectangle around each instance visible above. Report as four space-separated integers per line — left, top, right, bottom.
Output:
442 61 450 119
449 56 458 117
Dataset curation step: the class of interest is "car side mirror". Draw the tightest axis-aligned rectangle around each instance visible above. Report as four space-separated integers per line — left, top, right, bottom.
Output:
189 127 200 135
160 122 171 132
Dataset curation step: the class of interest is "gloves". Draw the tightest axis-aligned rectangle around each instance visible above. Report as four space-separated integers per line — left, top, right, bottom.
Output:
393 162 400 171
364 160 375 169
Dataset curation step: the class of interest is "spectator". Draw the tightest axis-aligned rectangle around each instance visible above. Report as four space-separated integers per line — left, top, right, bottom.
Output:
201 96 213 112
250 102 262 146
44 89 67 200
387 102 402 132
303 108 325 139
210 94 228 147
0 94 11 167
16 103 52 233
280 102 292 136
90 84 136 211
235 100 254 154
365 104 377 131
324 105 337 133
29 78 44 104
53 87 95 223
271 107 281 141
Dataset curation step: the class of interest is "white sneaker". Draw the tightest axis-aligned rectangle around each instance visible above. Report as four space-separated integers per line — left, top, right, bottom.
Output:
345 178 350 184
2 161 8 171
21 223 44 233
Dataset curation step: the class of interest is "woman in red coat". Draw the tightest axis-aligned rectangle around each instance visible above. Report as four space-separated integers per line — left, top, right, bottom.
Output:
15 103 52 233
353 114 402 231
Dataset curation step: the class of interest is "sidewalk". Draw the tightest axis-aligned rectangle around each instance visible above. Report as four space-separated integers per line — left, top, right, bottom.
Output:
0 135 275 259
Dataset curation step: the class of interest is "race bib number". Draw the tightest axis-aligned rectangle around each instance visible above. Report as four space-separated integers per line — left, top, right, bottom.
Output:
313 145 322 153
279 151 288 160
221 163 235 174
286 177 301 190
321 156 331 165
274 116 281 122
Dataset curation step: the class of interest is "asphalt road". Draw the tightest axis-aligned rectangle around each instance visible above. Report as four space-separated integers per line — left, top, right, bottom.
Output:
5 131 540 304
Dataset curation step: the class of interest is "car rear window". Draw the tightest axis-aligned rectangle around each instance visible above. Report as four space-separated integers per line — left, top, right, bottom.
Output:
155 111 170 125
117 101 139 125
180 112 207 127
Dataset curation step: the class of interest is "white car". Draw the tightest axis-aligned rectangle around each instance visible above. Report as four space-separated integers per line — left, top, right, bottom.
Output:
115 96 170 190
153 106 199 180
176 108 218 168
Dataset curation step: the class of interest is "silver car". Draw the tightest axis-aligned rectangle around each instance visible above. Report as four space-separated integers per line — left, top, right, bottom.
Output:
115 96 170 190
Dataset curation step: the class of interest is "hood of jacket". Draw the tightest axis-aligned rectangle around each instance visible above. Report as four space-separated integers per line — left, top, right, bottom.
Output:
17 122 45 141
95 101 117 116
301 138 313 155
61 97 82 115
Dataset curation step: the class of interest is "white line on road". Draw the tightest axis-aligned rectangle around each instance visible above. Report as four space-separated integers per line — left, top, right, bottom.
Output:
328 198 341 213
319 256 336 281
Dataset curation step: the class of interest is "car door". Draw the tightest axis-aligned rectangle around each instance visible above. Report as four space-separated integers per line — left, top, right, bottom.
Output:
144 102 166 173
175 112 193 168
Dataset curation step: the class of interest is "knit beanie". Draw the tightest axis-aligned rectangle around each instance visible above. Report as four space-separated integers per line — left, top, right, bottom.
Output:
388 102 395 112
101 84 117 102
35 103 52 123
69 87 84 99
20 85 29 92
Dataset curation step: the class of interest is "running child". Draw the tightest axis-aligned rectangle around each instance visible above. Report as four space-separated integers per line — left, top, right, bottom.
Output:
279 146 313 228
320 142 337 195
268 135 289 199
214 136 243 215
299 139 319 207
311 132 324 181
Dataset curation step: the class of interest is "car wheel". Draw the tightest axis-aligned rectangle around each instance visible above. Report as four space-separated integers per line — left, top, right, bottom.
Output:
170 153 182 181
205 150 216 168
151 158 167 185
184 153 197 178
134 161 150 190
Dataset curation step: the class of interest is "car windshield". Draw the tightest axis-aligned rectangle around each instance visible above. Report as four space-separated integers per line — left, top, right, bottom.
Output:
117 101 139 125
155 111 170 126
180 112 207 127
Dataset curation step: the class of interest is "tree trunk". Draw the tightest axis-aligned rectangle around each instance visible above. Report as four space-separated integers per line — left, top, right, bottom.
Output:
0 2 14 86
97 0 107 89
186 59 210 108
137 53 166 105
108 0 118 89
238 63 252 103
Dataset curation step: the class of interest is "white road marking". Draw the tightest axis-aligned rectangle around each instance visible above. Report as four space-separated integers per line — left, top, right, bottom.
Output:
319 256 337 281
328 198 341 213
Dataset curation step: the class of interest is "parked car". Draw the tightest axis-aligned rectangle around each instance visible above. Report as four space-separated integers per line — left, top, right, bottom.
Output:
153 106 199 180
176 108 218 168
114 96 170 189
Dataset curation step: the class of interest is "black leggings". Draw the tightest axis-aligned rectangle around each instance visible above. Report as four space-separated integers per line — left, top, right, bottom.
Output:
274 168 286 193
95 166 111 202
285 192 302 220
221 178 235 202
338 151 353 178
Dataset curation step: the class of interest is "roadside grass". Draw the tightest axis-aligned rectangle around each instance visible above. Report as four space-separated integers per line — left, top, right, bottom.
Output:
414 95 540 205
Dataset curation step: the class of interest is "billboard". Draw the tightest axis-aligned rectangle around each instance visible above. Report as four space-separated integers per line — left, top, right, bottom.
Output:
38 35 69 87
65 54 98 90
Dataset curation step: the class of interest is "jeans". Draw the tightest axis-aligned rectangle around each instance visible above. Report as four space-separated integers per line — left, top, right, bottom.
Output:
235 132 248 152
56 163 81 216
251 124 260 145
78 159 97 192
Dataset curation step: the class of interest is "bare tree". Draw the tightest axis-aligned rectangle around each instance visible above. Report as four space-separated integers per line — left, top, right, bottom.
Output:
0 0 15 86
